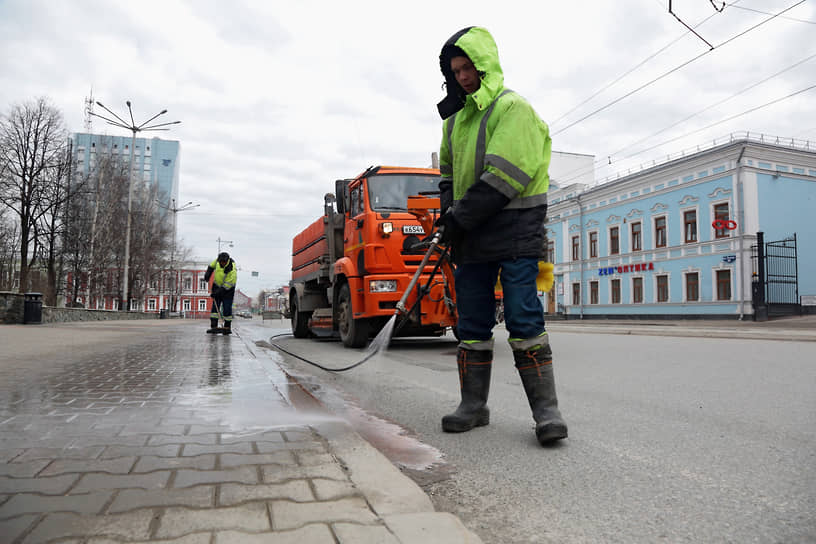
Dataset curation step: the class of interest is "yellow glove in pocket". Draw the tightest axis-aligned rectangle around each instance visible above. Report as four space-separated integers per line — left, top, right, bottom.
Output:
536 261 555 293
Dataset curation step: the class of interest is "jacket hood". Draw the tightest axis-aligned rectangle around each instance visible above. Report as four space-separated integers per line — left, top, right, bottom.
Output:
437 26 504 119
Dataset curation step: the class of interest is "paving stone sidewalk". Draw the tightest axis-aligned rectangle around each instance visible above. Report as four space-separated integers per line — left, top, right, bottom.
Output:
0 321 481 543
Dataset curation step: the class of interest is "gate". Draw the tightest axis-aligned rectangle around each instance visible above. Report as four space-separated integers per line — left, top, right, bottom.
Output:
751 232 800 319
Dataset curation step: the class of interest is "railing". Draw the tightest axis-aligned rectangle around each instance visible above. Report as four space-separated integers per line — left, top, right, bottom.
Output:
594 131 815 186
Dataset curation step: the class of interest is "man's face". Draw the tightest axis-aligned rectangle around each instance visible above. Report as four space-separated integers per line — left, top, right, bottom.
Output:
451 56 480 95
219 259 228 267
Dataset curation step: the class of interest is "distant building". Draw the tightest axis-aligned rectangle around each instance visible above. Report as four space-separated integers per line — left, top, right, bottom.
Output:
65 260 213 318
544 133 816 319
233 289 252 311
72 133 181 210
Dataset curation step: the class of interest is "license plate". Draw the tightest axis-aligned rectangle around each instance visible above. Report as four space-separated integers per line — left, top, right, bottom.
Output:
402 225 425 235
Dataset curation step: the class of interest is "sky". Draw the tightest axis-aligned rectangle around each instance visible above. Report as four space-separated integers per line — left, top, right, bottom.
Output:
1 0 814 299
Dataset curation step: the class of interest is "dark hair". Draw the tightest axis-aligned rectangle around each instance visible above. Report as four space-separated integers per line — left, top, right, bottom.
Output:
217 252 230 262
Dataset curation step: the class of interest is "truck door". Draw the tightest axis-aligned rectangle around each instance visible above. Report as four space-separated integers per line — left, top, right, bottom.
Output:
344 181 366 276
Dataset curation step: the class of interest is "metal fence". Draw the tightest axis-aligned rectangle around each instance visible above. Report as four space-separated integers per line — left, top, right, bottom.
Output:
751 232 800 319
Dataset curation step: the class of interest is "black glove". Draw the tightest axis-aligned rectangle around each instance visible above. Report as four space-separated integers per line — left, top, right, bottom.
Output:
435 210 463 247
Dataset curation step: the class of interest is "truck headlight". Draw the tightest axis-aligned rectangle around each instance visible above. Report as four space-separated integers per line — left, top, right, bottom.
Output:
379 222 394 235
370 280 397 293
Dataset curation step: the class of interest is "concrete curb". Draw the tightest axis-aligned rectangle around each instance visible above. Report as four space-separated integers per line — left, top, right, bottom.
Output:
241 331 484 544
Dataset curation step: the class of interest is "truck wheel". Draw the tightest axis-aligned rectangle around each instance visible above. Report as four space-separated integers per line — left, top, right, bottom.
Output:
338 283 369 348
290 296 310 338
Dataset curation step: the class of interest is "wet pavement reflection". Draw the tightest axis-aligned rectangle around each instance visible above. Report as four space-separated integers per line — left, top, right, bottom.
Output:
0 323 344 456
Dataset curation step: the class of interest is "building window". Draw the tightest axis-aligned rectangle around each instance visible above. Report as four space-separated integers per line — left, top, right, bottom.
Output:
184 277 192 291
546 240 555 263
655 216 667 248
717 270 731 300
150 279 158 289
657 275 669 302
714 203 730 239
130 299 138 311
572 283 580 305
199 279 207 291
183 299 191 311
199 299 207 311
610 227 620 255
590 281 598 304
684 210 697 243
572 236 580 261
632 277 643 303
589 232 598 258
631 222 641 252
611 279 621 304
148 299 156 310
686 272 699 302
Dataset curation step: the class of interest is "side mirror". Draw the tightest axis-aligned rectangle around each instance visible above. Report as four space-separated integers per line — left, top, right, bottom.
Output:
335 179 350 214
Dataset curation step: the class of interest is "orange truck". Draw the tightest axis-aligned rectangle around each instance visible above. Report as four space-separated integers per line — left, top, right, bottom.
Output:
289 165 457 348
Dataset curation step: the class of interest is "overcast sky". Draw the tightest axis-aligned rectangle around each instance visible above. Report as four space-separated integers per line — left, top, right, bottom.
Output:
2 0 814 298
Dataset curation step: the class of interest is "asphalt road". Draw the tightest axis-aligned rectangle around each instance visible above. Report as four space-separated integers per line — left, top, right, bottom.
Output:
249 319 816 544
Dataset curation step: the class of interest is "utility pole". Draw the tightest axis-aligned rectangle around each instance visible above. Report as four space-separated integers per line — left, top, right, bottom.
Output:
88 101 180 311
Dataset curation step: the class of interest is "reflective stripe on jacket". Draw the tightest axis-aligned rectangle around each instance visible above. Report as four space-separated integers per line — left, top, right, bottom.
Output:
438 27 551 263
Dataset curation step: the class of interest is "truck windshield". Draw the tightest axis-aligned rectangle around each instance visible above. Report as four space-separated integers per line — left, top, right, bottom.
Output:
368 174 441 212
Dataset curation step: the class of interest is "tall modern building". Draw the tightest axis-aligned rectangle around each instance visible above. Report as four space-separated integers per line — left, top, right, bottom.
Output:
72 133 181 209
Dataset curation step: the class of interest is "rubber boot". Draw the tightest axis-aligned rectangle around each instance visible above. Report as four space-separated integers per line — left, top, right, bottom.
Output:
222 321 232 335
206 318 220 334
513 344 568 444
442 348 492 432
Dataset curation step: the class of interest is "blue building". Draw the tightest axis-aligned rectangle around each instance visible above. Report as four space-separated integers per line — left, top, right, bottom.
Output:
72 133 181 209
544 133 816 319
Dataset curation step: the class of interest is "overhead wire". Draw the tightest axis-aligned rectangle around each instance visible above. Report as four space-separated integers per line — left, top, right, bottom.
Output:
550 3 730 126
554 81 816 188
551 0 807 137
551 50 816 186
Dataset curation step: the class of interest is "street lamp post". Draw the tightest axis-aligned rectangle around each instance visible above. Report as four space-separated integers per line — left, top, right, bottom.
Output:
89 101 180 311
217 237 234 253
158 198 198 312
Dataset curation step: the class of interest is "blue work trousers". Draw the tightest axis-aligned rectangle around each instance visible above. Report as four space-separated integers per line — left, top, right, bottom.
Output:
211 297 233 322
454 258 545 343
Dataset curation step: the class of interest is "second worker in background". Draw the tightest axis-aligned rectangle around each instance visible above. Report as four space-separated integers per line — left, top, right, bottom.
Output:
435 26 568 445
204 252 237 334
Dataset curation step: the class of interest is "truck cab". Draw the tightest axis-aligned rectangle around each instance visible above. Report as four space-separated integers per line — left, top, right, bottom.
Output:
290 166 457 347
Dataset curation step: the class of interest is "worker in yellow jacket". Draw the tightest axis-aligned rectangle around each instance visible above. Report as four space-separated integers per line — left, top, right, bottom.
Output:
435 27 567 445
204 252 237 334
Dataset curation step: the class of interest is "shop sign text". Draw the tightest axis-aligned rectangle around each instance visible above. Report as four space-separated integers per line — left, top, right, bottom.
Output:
599 262 654 276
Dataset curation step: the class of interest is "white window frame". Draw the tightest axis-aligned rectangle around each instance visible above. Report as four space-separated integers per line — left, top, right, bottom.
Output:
681 205 699 245
148 298 156 310
183 277 192 291
653 215 668 249
683 268 701 302
587 230 599 259
712 266 733 301
631 275 644 304
655 272 670 303
199 299 207 311
608 224 621 256
711 200 732 240
199 279 207 292
183 299 191 311
609 278 621 305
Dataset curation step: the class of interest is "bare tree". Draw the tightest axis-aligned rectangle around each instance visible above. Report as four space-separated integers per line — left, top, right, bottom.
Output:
0 209 20 290
0 97 69 293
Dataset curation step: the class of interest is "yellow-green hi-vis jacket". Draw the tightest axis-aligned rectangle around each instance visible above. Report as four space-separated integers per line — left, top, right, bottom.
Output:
438 26 552 263
205 258 237 296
